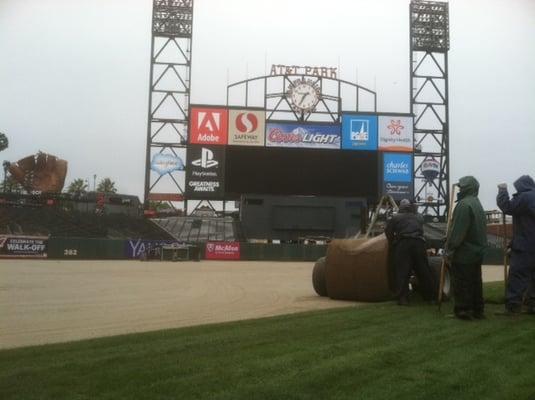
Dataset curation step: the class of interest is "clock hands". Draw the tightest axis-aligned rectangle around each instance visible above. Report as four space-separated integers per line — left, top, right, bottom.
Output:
298 92 309 105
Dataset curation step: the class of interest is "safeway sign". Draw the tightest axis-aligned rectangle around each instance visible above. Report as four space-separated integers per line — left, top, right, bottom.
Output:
205 241 241 260
190 107 228 145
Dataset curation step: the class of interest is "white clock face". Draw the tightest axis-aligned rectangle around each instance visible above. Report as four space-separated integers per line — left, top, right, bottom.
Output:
289 82 319 112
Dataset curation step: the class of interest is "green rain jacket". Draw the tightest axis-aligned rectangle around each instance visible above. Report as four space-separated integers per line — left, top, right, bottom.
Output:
445 176 488 264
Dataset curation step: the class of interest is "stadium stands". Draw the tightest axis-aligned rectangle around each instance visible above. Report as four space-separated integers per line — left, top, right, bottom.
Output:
153 216 240 243
0 205 171 240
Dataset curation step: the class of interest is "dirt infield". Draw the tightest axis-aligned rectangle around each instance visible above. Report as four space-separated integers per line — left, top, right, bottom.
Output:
0 260 504 349
0 260 355 349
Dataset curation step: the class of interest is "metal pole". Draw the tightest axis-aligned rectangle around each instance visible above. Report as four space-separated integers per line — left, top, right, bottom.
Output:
144 4 156 209
502 212 509 298
438 183 457 311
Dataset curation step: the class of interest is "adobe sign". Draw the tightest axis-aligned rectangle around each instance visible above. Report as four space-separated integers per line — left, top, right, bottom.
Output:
190 107 228 145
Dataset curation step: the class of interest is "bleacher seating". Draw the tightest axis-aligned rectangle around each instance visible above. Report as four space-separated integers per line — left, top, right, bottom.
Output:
0 205 171 240
153 216 239 243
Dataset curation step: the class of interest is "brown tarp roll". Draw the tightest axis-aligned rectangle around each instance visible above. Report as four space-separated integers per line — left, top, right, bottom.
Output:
312 257 328 297
324 234 392 302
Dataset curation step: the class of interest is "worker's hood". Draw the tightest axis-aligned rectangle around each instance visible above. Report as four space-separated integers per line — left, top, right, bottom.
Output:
398 199 413 213
514 175 535 194
457 176 479 201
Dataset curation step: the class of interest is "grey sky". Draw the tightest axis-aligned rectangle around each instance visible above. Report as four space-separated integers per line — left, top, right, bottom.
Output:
0 0 534 209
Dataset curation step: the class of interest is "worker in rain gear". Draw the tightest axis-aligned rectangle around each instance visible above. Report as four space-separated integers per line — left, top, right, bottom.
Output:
386 199 436 305
445 176 488 320
497 175 535 315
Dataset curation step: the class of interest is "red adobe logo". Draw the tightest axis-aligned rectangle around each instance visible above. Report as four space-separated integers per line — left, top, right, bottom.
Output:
190 107 228 145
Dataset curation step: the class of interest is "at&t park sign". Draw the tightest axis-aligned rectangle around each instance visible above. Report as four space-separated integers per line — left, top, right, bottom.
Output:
270 64 337 79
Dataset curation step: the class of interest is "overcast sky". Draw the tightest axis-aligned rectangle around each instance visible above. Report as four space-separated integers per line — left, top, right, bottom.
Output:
0 0 534 209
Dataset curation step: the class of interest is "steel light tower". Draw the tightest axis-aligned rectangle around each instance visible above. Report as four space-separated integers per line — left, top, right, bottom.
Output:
144 0 194 209
410 0 450 220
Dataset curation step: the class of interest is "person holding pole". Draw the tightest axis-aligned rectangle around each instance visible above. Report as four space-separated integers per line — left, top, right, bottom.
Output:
496 175 535 315
445 176 488 320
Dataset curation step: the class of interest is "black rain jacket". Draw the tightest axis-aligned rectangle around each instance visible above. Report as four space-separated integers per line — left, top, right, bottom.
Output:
385 203 425 244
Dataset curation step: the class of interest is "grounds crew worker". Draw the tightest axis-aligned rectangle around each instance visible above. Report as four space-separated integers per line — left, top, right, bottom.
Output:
445 176 488 320
497 175 535 315
385 199 436 305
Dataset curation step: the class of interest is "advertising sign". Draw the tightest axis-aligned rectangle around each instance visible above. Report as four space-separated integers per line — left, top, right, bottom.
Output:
266 123 341 149
228 109 265 146
125 239 183 259
378 116 413 152
205 241 241 260
382 153 413 200
150 153 185 175
341 114 378 150
0 235 48 258
185 145 225 198
190 107 228 145
147 193 184 202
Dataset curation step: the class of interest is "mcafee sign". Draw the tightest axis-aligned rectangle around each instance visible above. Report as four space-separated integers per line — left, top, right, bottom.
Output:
205 241 241 260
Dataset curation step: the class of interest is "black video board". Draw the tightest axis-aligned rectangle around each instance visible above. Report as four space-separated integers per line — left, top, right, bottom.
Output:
224 146 379 200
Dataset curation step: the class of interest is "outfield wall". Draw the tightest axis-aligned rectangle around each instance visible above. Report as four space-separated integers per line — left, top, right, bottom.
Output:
45 237 504 264
46 237 328 262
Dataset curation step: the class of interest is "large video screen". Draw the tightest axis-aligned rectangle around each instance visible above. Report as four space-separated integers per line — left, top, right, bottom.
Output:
224 146 379 200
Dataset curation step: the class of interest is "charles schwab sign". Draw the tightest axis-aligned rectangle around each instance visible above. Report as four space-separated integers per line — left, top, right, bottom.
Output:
382 153 413 200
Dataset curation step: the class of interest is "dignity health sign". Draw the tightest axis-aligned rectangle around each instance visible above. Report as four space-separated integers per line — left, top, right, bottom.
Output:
266 123 341 149
378 116 413 152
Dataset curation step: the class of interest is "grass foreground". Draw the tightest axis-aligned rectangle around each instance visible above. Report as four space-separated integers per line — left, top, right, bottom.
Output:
1 282 535 400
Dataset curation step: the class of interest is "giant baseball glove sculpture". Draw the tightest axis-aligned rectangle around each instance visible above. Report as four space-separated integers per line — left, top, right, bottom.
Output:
7 152 68 193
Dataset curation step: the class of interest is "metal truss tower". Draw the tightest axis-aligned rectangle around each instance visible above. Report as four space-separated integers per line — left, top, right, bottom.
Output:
410 0 450 220
144 0 193 209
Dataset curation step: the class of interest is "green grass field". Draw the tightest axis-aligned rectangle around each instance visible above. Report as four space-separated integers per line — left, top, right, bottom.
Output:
2 282 535 400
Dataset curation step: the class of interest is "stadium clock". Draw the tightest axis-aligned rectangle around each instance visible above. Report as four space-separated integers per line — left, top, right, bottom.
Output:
287 79 320 113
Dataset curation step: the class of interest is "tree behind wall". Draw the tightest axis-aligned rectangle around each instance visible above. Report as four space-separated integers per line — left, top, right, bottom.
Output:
97 178 117 194
0 133 8 152
67 178 88 194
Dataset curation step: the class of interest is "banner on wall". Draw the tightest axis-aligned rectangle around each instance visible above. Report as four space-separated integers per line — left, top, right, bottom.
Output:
228 109 265 146
0 235 48 258
205 241 241 260
378 116 413 152
382 153 413 200
266 123 341 149
125 239 183 259
341 114 378 150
